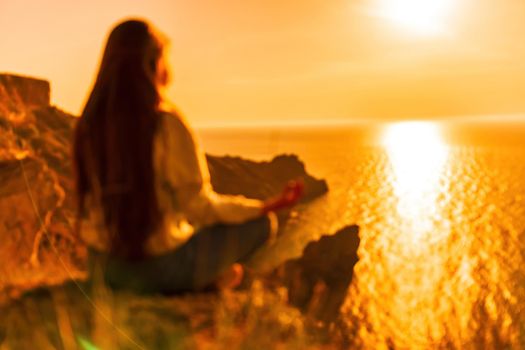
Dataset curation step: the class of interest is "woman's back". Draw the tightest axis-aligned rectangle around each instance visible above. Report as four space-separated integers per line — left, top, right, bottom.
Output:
79 108 265 256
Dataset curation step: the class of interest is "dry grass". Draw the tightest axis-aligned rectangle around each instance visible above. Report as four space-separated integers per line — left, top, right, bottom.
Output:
0 278 343 350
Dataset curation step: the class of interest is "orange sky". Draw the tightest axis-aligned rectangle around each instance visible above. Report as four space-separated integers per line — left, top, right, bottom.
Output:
1 0 525 125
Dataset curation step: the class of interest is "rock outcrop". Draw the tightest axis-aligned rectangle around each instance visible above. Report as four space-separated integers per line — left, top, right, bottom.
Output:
208 154 328 203
0 74 81 302
0 74 329 300
0 74 50 114
279 225 360 322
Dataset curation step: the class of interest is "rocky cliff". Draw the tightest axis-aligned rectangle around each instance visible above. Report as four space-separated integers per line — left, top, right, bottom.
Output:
0 74 328 301
0 74 82 301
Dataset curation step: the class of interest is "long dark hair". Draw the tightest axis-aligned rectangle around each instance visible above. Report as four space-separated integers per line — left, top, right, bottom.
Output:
73 19 167 259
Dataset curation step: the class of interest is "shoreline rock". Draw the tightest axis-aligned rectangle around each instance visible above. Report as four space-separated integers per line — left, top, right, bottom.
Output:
280 224 359 322
208 154 328 202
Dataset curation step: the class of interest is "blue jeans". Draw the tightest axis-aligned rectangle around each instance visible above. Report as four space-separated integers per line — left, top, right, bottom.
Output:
88 216 272 294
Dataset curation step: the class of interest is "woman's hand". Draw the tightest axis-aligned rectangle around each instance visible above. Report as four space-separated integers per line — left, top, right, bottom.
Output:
262 179 304 214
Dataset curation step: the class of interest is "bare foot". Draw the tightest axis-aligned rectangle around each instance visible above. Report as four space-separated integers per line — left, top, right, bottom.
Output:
215 263 244 290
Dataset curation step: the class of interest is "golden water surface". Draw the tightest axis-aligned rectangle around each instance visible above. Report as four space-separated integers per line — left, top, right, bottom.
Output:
200 121 525 349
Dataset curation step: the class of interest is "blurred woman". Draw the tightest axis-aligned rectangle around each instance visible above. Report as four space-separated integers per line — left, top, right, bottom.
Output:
73 19 302 293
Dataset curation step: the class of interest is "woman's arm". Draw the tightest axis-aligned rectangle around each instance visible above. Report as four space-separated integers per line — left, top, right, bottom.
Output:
176 182 264 227
159 113 264 227
159 112 303 228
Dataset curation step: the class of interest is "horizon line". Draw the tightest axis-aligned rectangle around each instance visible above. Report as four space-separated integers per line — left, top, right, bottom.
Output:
193 113 525 130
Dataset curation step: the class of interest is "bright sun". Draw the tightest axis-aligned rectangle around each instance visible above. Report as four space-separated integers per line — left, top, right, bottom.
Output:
375 0 453 35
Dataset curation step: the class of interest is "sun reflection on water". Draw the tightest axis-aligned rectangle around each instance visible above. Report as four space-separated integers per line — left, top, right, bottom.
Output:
383 122 449 242
200 123 525 347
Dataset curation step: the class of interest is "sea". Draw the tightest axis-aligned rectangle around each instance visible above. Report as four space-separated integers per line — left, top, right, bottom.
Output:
197 119 525 349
